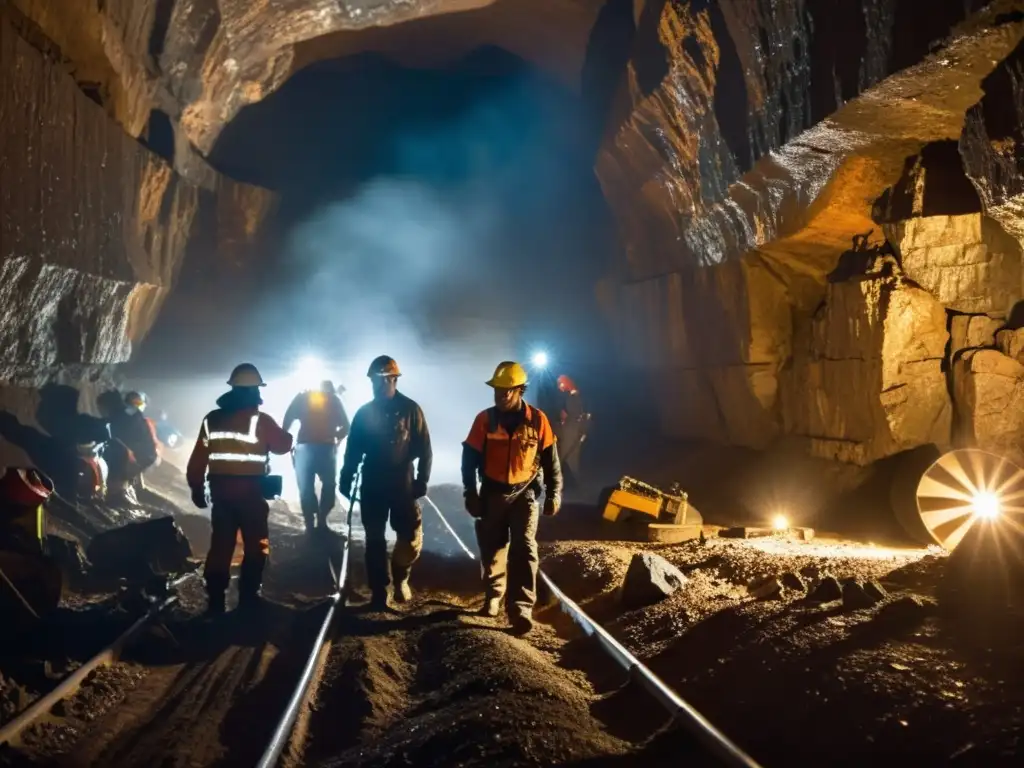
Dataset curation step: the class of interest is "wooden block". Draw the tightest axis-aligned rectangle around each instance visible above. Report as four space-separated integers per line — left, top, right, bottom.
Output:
645 523 703 543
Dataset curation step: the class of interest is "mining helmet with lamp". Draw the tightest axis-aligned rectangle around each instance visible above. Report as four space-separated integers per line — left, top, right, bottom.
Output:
228 363 266 387
124 391 147 409
487 361 528 389
367 355 401 378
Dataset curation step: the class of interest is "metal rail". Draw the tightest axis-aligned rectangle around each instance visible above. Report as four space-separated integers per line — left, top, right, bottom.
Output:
426 497 762 768
539 572 763 768
256 474 358 768
0 572 198 747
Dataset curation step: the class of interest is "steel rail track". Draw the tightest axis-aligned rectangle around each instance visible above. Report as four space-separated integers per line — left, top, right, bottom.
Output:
256 470 359 768
426 497 765 768
0 572 199 748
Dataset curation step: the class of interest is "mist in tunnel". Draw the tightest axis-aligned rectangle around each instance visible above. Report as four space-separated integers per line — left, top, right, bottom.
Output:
135 46 621 488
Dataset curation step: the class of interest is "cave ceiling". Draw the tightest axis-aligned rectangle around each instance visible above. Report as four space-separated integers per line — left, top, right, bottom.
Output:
10 0 607 157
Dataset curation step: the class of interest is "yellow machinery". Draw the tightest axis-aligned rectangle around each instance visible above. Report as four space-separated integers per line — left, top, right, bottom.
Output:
601 476 703 543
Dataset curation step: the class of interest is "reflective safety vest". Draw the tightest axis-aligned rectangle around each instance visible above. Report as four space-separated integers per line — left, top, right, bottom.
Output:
465 404 555 486
202 411 270 477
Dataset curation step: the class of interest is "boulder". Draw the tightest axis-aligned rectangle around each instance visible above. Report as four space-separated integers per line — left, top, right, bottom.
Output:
995 328 1024 363
950 314 1003 357
780 572 806 593
781 269 952 465
952 349 1024 464
86 516 193 582
939 512 1024 625
621 552 688 610
863 581 888 603
748 576 783 600
884 214 1022 314
808 576 843 604
841 581 877 611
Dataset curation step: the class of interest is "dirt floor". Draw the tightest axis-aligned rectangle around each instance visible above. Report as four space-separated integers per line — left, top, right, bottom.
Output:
3 467 1022 767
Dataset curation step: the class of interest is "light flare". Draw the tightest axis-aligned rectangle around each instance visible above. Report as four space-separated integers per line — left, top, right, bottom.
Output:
772 514 789 531
531 351 548 369
915 449 1024 551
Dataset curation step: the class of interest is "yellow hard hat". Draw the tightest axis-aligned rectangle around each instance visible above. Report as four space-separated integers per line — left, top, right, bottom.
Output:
486 361 528 389
367 356 401 378
227 363 265 387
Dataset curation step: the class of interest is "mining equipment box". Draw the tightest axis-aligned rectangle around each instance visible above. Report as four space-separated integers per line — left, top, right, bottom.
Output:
600 476 703 543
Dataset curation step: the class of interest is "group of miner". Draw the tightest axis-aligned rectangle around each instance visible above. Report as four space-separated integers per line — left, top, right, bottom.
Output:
185 356 588 636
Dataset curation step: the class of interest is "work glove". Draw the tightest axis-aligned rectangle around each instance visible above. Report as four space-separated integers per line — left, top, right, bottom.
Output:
464 492 482 519
190 487 208 510
412 479 428 499
543 496 561 517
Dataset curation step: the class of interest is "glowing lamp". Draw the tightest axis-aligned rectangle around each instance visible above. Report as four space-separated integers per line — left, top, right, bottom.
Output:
772 514 789 531
971 491 1001 520
531 351 549 369
294 355 325 387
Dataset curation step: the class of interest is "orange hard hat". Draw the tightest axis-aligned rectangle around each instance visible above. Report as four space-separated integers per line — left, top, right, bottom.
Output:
557 375 577 393
0 467 54 506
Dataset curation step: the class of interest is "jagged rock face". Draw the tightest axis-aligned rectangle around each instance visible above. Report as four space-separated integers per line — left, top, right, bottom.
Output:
954 349 1024 464
781 266 952 464
0 17 191 380
12 0 606 160
961 36 1024 249
598 1 1024 464
884 214 1023 314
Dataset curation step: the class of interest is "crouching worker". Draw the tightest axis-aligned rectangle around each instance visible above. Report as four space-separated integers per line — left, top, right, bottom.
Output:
186 364 293 615
462 361 562 636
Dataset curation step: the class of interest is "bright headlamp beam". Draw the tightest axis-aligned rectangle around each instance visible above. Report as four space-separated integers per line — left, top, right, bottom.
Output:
531 351 548 369
971 491 1001 520
772 514 789 531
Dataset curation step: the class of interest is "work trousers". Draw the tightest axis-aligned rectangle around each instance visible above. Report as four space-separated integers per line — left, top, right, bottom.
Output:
360 487 423 595
475 489 540 620
294 443 337 527
204 495 270 598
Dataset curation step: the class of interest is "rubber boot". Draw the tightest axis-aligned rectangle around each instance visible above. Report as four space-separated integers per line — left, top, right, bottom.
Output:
394 579 412 603
479 596 501 618
509 613 533 636
368 591 389 611
205 575 228 616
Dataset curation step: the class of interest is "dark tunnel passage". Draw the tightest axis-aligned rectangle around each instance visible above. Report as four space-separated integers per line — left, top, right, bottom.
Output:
129 45 647 486
136 47 621 379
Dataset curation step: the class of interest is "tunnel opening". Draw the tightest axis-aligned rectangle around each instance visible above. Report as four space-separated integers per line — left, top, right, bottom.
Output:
137 44 632 487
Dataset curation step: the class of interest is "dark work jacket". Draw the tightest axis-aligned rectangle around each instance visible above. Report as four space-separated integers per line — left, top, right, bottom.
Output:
110 411 159 469
339 392 432 495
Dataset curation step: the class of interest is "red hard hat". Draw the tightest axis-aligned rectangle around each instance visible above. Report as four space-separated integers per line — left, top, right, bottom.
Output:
0 467 54 506
557 375 577 393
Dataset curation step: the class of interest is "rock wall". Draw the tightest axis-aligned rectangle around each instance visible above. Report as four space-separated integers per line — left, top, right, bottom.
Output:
598 1 1024 466
9 0 607 160
0 13 273 469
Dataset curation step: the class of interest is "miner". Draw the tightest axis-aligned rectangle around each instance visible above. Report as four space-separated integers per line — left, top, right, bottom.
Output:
552 373 590 490
186 363 294 614
283 379 350 534
106 391 160 505
339 356 432 610
462 361 562 635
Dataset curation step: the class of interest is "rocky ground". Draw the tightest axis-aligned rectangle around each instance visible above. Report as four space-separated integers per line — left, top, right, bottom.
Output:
538 507 1024 766
1 469 1020 767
